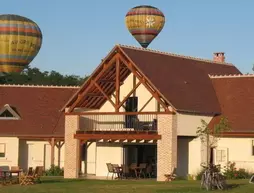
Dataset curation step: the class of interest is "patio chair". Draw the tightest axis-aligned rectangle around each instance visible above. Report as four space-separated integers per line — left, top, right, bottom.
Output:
129 163 137 178
138 163 147 178
250 174 254 184
106 163 118 180
20 166 43 185
146 164 153 178
121 164 130 179
112 164 123 179
164 167 177 182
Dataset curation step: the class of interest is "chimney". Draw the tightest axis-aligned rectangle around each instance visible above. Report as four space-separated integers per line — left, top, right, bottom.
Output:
213 52 225 62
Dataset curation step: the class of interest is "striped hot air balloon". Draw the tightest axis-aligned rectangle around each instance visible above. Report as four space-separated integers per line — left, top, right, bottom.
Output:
125 5 165 48
0 14 42 75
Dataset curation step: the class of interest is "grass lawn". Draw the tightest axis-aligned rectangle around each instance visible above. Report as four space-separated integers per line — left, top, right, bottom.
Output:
0 177 254 193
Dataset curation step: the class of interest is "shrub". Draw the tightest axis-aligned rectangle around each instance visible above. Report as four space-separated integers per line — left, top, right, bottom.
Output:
223 161 252 179
44 164 64 176
196 168 206 180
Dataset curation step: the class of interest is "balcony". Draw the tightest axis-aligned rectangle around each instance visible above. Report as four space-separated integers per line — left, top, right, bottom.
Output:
77 112 158 134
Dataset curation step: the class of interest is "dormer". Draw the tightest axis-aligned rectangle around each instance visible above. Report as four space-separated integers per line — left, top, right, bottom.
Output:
0 104 21 120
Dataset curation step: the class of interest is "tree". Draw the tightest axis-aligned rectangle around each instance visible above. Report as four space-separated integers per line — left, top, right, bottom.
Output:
0 66 89 86
196 116 231 166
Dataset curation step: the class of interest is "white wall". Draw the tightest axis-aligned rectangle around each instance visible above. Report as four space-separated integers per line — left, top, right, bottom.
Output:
177 113 213 136
95 143 123 176
0 137 19 168
215 137 254 172
19 140 65 171
188 137 202 176
85 142 123 176
86 142 96 174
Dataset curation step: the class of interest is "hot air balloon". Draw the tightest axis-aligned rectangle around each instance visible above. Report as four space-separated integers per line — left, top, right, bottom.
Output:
125 5 165 48
0 14 42 76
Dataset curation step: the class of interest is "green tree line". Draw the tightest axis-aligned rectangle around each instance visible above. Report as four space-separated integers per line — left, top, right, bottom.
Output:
0 67 88 86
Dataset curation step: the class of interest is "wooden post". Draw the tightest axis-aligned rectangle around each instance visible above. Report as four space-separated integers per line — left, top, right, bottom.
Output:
133 75 136 97
56 141 65 167
50 138 55 166
116 56 120 112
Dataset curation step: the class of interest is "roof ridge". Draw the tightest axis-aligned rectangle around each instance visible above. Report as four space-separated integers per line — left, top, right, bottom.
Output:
118 44 234 66
209 74 254 79
0 84 80 88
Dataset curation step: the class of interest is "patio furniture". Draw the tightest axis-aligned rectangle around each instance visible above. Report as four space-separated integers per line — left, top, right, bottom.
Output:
250 174 254 184
138 163 147 178
20 166 43 185
146 164 153 178
121 164 130 179
112 164 123 179
0 169 22 185
164 168 177 182
106 163 118 180
129 163 138 178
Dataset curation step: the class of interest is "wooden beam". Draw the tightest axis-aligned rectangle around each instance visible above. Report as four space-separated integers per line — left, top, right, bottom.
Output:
118 81 142 109
99 79 123 84
139 96 153 112
133 75 136 97
112 94 126 110
74 133 161 140
50 138 55 166
68 57 116 112
66 111 172 115
92 80 116 108
86 93 104 97
115 56 120 112
55 141 64 167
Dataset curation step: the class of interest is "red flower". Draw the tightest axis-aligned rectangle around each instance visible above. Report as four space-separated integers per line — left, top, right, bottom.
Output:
234 173 238 177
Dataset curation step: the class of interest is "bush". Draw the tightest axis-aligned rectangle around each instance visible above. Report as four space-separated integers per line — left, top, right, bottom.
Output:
44 165 64 176
196 168 206 180
223 161 252 179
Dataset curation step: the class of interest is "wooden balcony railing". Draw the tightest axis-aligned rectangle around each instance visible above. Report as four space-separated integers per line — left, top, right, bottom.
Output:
77 112 158 133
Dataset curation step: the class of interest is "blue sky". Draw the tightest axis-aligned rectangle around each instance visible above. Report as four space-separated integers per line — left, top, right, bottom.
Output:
2 0 254 76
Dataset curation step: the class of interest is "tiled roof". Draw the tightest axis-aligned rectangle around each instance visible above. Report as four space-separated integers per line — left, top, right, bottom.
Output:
0 84 79 137
119 45 241 114
209 75 254 132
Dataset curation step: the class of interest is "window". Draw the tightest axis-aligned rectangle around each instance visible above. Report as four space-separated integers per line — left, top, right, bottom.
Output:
252 140 254 156
0 104 21 120
0 144 6 158
216 149 226 162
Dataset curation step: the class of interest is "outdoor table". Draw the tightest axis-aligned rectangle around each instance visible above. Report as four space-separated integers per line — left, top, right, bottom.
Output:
1 170 22 185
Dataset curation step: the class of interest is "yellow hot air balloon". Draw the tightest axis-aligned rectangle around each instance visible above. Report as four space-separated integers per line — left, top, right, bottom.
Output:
0 14 42 75
125 5 165 48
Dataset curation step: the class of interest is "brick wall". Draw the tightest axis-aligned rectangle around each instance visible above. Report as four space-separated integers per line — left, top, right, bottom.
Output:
157 114 177 181
64 112 80 179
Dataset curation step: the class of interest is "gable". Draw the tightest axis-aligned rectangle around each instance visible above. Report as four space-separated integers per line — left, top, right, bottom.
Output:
63 44 241 115
63 45 170 113
0 104 21 120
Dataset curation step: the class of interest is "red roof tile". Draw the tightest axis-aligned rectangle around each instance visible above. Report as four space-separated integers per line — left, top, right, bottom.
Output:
209 75 254 132
120 45 241 114
0 85 78 137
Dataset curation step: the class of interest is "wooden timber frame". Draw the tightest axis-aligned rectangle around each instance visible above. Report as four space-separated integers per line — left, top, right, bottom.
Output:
63 45 175 142
18 136 64 168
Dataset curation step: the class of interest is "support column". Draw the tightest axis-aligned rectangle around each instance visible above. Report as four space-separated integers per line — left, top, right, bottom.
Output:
50 138 55 166
56 141 64 167
64 111 80 179
157 114 177 181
